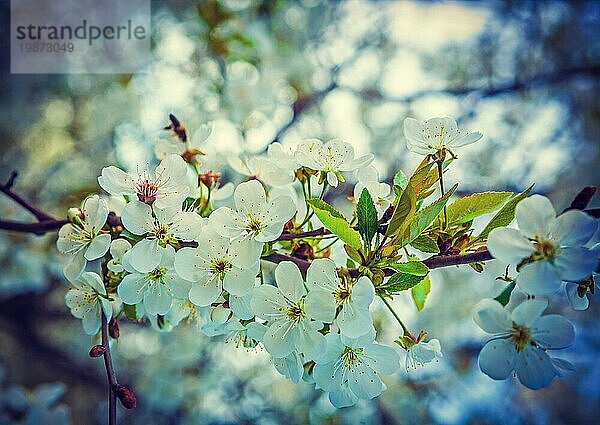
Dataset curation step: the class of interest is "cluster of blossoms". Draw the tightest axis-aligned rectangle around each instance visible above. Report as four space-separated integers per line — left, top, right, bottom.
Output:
54 115 599 409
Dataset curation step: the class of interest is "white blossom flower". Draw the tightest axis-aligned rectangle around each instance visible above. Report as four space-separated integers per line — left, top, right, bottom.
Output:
210 180 296 263
155 122 212 162
313 329 400 408
98 154 189 209
229 155 294 187
121 201 205 272
174 228 260 306
487 195 598 296
267 142 299 172
65 272 112 335
473 298 575 390
566 234 600 310
250 261 329 360
295 138 373 187
106 238 132 273
396 331 443 370
403 116 483 155
305 258 374 338
57 195 111 281
118 245 191 315
165 297 210 328
274 351 305 384
353 165 391 217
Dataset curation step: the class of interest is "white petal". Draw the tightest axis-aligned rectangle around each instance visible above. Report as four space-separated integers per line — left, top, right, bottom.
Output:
515 195 556 238
84 234 111 261
234 180 266 215
229 237 263 268
515 346 557 390
174 247 207 282
566 283 589 311
448 131 483 147
337 304 373 338
250 285 286 319
82 195 109 229
328 384 359 408
348 363 384 400
121 201 154 235
487 228 535 264
81 304 102 335
555 247 598 282
274 261 306 301
209 207 245 239
109 238 131 259
326 171 338 187
98 166 136 196
364 343 400 375
553 210 598 246
516 260 562 296
63 250 86 282
305 290 336 323
273 352 304 384
351 276 374 308
263 319 298 358
306 258 339 292
223 266 256 296
126 239 162 273
170 211 205 241
473 299 512 334
117 273 147 305
478 339 517 380
56 224 82 254
533 314 574 349
189 275 222 306
143 284 173 315
511 298 548 327
296 327 326 361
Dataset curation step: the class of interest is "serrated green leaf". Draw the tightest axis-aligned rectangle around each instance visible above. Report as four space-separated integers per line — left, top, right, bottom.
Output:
357 188 378 248
494 281 516 306
395 183 458 247
386 183 417 237
476 184 534 241
387 261 429 276
384 272 425 292
410 234 440 253
446 191 512 225
411 275 431 311
307 199 362 250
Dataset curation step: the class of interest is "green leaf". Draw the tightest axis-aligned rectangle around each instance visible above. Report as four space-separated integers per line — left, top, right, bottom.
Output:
411 275 431 312
123 303 138 321
386 183 417 237
494 281 516 306
446 191 512 225
344 244 362 263
307 199 362 250
410 234 440 253
387 261 429 276
395 183 458 247
476 184 534 241
384 272 426 293
393 170 409 196
357 188 378 248
120 229 143 243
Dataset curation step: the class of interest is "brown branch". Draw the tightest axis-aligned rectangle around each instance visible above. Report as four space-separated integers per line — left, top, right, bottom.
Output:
101 312 118 425
277 227 330 240
0 171 56 221
0 218 68 234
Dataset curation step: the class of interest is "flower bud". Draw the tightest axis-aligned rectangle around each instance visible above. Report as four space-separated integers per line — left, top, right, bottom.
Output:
109 318 120 339
89 344 106 358
67 207 84 224
198 170 221 188
116 385 137 409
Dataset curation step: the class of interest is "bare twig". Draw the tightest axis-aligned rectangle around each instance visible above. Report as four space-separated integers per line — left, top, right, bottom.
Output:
0 171 56 221
101 312 118 425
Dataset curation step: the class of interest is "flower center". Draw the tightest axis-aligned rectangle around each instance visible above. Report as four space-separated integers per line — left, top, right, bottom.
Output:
283 301 305 323
136 179 159 204
210 258 232 278
148 266 167 283
151 224 174 247
511 324 532 352
341 346 364 368
246 215 265 235
334 281 352 305
533 237 557 260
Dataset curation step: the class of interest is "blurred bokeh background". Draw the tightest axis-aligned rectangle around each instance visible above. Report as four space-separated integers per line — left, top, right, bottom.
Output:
1 1 599 424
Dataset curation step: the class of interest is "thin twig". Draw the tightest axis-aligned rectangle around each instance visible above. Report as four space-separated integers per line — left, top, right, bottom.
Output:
101 312 118 425
0 171 56 221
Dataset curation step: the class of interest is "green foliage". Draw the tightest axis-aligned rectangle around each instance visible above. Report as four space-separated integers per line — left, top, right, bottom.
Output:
494 281 517 306
123 303 138 322
394 184 458 247
357 188 378 249
476 184 534 241
387 261 429 276
393 170 408 196
386 183 417 237
119 229 143 243
383 272 426 293
307 199 362 250
446 191 512 225
411 275 431 312
410 234 440 253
